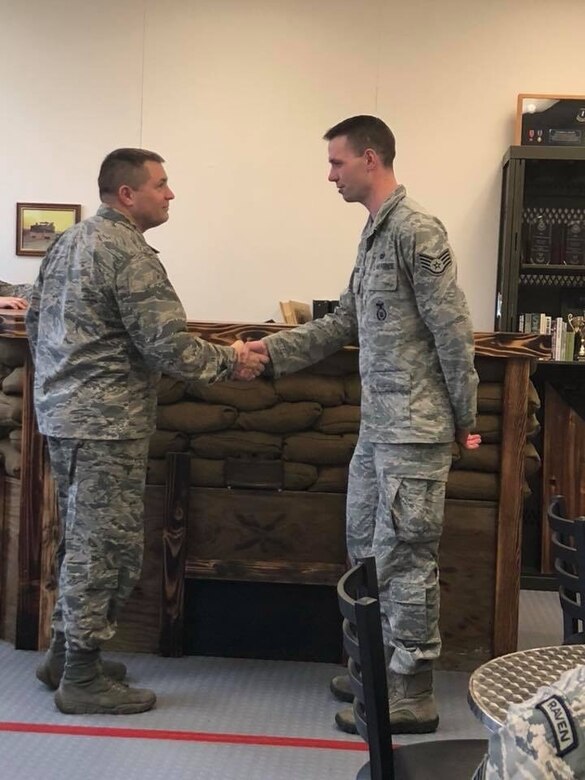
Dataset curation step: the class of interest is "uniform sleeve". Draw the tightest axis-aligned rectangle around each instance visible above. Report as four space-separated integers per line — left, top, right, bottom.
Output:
402 216 478 431
263 279 358 378
115 251 236 383
24 273 42 362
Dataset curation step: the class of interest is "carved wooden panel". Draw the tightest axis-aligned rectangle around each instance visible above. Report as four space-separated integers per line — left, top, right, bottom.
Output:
186 488 347 568
439 499 497 670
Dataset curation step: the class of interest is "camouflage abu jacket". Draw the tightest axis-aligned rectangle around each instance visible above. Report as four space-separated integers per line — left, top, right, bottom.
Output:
26 205 236 439
265 185 478 444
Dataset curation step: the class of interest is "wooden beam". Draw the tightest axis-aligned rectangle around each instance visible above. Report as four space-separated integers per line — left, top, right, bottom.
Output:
159 452 191 657
493 357 529 656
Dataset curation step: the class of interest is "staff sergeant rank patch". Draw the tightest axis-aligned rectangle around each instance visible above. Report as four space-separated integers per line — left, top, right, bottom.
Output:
419 249 452 276
536 695 578 757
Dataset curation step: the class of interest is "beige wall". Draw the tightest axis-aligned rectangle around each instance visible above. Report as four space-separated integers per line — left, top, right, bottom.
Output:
1 0 584 328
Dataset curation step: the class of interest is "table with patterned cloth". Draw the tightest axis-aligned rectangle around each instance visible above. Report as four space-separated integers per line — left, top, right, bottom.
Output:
468 644 585 732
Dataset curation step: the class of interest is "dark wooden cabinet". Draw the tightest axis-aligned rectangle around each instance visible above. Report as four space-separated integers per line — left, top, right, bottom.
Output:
495 145 585 333
495 146 585 579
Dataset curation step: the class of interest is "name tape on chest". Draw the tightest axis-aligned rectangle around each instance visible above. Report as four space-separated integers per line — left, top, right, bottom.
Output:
536 695 578 757
419 249 452 276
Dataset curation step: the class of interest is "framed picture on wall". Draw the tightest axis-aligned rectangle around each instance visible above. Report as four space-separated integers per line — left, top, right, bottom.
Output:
16 202 81 257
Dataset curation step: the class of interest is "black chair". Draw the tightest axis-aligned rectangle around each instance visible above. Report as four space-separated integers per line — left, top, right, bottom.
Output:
548 495 585 645
337 558 487 780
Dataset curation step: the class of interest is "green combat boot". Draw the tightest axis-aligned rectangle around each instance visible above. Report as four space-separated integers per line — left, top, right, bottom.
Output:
387 670 439 734
36 632 127 690
55 649 156 715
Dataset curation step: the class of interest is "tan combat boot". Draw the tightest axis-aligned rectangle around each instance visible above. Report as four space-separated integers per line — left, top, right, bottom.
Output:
388 669 439 734
36 631 127 690
329 674 354 703
55 648 155 715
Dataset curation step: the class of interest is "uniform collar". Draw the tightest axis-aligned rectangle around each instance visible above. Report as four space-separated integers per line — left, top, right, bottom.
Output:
365 185 407 235
97 204 140 230
96 204 159 253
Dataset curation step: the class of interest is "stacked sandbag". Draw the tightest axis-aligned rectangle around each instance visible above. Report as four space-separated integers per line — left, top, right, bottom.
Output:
0 340 27 477
0 339 541 500
147 351 362 492
446 361 541 501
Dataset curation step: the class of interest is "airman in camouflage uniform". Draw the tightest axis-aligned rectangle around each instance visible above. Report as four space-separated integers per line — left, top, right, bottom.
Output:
473 664 585 779
26 148 267 715
248 116 479 734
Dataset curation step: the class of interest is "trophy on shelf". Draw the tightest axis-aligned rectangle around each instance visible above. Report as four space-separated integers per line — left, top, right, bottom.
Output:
568 313 585 361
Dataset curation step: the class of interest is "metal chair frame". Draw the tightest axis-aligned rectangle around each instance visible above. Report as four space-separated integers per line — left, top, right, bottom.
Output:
548 495 585 644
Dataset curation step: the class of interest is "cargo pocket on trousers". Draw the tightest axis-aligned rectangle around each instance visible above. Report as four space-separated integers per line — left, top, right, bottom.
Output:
389 581 428 642
85 564 119 593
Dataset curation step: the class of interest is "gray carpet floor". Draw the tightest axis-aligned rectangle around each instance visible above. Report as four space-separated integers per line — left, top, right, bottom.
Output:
0 590 563 780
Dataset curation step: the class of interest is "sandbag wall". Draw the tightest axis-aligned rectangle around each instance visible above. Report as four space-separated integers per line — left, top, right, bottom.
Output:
146 350 541 500
0 341 541 504
0 339 27 478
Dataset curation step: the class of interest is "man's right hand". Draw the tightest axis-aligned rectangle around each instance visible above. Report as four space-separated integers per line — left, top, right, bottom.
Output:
245 340 269 358
230 340 269 380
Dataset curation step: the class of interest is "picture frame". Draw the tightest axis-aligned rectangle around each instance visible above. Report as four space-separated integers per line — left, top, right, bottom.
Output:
16 202 81 256
514 93 585 146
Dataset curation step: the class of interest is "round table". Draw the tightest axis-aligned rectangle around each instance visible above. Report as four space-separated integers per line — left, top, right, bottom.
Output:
467 644 585 732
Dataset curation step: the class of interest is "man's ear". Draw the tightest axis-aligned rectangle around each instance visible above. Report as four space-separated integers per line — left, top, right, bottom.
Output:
364 148 378 169
118 184 134 207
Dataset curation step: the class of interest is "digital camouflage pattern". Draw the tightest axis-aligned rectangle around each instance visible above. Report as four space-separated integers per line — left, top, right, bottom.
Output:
47 436 149 652
265 185 478 444
348 440 451 674
0 280 32 300
263 186 477 673
473 665 585 779
26 205 237 439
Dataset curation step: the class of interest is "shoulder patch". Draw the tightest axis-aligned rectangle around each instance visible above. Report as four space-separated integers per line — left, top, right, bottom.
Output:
537 695 578 757
419 249 452 276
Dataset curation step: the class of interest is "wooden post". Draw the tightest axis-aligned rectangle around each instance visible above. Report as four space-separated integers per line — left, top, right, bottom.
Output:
159 452 190 657
494 356 529 656
37 456 59 649
15 351 46 649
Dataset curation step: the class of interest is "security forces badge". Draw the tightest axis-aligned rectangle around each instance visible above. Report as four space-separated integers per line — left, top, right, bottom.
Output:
419 249 452 276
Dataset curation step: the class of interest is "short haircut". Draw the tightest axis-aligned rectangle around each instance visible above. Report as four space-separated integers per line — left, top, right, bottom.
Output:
323 115 396 167
98 148 165 199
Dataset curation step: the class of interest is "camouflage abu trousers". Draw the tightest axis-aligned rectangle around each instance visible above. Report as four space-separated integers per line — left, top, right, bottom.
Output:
346 437 451 676
47 437 150 652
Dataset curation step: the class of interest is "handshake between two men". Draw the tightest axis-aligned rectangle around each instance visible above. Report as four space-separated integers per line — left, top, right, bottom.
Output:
228 338 482 452
230 339 269 381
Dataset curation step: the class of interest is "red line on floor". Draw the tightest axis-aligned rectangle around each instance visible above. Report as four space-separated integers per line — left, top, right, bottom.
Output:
0 721 368 752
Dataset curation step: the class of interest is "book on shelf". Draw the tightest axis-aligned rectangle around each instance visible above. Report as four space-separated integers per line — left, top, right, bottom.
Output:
518 312 552 334
565 330 576 361
551 317 566 361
